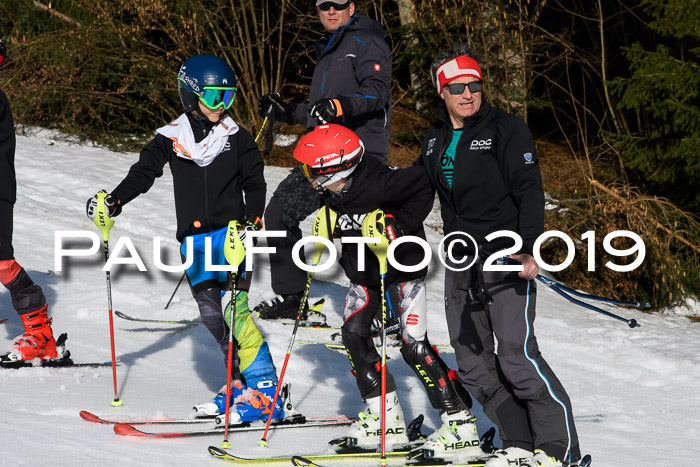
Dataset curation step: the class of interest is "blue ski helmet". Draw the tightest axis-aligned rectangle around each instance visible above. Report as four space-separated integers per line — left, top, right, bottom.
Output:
177 54 238 113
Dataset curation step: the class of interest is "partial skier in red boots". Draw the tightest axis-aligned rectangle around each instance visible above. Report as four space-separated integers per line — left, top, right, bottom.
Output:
0 38 58 362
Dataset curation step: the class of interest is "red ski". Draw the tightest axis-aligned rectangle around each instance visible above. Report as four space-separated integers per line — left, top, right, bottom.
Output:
80 410 212 425
113 415 357 438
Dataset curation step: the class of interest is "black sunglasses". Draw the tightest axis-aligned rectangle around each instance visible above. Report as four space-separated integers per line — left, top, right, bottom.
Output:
318 1 351 11
444 81 483 95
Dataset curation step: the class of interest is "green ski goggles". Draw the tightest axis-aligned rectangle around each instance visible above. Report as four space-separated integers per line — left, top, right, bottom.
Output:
198 86 237 110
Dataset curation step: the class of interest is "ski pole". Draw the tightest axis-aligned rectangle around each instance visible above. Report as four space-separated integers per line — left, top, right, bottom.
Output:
259 206 338 447
258 99 277 163
362 209 391 463
92 191 122 407
536 276 640 328
502 258 641 328
164 272 186 309
254 116 269 144
540 278 650 310
220 220 246 449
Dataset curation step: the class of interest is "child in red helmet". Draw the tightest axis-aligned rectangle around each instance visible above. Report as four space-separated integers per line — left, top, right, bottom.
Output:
293 124 483 461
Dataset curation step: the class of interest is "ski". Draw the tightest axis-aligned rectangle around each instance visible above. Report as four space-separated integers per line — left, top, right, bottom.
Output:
0 357 117 369
275 317 332 328
114 299 328 328
208 445 409 465
320 413 426 463
398 454 590 467
297 341 347 352
290 453 590 467
330 438 426 455
79 410 213 425
0 333 118 369
290 455 490 466
114 415 357 438
114 310 201 325
330 329 450 349
297 339 451 353
0 318 7 324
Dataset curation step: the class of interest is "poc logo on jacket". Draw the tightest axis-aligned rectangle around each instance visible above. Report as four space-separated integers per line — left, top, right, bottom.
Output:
470 139 491 150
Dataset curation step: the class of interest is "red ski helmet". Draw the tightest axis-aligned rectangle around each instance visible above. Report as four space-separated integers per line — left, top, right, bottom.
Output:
294 124 364 188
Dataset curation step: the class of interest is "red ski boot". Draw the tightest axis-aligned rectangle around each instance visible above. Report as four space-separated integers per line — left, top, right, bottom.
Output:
8 304 58 360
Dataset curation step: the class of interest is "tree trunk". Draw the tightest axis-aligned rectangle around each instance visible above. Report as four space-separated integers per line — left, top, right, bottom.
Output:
394 0 425 111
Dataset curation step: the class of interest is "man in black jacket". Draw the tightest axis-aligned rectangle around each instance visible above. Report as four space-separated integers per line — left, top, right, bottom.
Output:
294 124 479 458
254 1 392 319
0 39 59 363
417 44 582 467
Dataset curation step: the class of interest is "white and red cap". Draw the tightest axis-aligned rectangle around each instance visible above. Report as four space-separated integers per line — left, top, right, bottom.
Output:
294 124 364 187
435 56 482 94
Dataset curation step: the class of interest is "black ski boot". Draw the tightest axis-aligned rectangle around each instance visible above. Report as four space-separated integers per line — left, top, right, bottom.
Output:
255 292 309 320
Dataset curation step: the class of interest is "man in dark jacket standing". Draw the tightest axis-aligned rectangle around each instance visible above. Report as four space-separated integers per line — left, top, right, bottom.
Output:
417 44 582 467
255 1 392 319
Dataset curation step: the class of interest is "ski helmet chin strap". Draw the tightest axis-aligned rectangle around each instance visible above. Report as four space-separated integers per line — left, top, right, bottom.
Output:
316 164 359 192
190 108 225 127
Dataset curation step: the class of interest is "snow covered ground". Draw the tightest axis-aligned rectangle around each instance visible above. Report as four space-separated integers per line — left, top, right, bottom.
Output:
1 129 699 466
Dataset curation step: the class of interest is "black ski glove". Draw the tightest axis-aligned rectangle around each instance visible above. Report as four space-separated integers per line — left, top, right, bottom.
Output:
384 213 402 243
308 96 352 124
258 92 296 125
238 216 263 246
86 191 121 220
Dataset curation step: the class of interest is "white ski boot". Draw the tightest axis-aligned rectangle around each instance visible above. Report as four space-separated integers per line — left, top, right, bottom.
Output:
411 409 482 461
532 449 565 467
336 390 409 450
533 451 589 467
484 446 534 466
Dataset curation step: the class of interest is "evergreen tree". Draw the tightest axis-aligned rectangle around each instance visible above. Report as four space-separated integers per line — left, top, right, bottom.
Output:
613 0 700 211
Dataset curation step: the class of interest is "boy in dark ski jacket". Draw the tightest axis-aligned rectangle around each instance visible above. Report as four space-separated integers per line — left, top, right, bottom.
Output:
86 55 286 423
417 44 582 467
293 124 481 460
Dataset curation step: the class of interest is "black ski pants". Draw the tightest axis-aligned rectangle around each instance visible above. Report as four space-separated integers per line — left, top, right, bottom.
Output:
444 266 581 463
264 166 321 295
0 200 46 316
264 150 387 296
0 200 14 260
